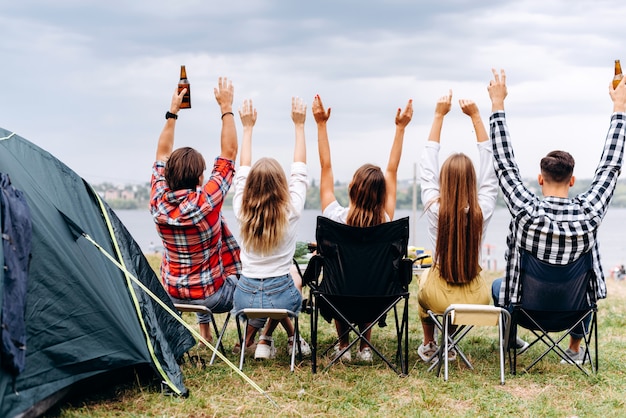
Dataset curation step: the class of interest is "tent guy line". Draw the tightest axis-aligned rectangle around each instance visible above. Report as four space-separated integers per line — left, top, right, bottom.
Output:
74 220 277 408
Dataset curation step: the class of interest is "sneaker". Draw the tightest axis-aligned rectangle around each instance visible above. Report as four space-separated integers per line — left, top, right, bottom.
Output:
560 347 586 365
254 336 276 360
515 337 530 355
287 336 311 356
446 348 457 362
418 341 438 363
332 344 352 362
356 347 373 362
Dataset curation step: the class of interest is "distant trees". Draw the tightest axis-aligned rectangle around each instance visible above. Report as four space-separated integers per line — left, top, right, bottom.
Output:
99 178 626 210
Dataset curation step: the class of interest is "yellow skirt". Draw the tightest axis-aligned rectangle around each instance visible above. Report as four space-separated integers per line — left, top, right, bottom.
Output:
417 266 490 319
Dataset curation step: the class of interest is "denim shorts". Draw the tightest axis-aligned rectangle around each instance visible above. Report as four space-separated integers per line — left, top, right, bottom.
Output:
169 275 236 324
233 273 302 314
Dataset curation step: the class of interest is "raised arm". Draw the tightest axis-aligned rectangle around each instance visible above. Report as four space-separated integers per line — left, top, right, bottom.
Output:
420 92 453 211
155 87 186 161
238 99 257 167
384 99 413 219
214 77 237 161
427 90 452 144
460 99 498 221
313 94 335 212
292 97 306 164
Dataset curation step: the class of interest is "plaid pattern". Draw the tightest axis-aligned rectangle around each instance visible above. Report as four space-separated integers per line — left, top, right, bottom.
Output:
150 157 241 299
490 111 626 305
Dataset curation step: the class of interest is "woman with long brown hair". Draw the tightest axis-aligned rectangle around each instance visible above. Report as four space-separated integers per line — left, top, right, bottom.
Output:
232 98 311 360
417 91 498 362
312 94 413 362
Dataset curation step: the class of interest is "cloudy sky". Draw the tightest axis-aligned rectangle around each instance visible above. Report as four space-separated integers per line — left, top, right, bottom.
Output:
1 0 625 186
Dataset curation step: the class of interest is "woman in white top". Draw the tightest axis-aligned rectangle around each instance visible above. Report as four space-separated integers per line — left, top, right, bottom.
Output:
232 98 311 360
312 94 413 362
416 91 498 362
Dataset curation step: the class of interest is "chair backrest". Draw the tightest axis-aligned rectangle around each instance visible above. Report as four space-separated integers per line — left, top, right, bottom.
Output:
518 250 595 331
315 216 410 297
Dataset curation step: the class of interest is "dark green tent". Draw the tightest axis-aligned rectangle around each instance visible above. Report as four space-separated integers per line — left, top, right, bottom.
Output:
0 128 195 417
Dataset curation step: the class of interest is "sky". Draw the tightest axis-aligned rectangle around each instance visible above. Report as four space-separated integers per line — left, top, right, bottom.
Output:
1 0 625 186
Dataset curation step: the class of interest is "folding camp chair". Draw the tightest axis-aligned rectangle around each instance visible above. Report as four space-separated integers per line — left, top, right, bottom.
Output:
234 308 302 372
304 216 415 376
173 303 231 366
432 304 510 384
508 250 598 375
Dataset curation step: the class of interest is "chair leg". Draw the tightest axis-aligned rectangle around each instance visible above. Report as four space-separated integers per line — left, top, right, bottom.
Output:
210 312 231 365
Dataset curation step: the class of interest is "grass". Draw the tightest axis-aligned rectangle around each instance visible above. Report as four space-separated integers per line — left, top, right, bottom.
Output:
45 258 626 417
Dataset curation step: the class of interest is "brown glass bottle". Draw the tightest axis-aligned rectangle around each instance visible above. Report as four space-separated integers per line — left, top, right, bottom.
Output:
178 65 191 109
613 60 623 89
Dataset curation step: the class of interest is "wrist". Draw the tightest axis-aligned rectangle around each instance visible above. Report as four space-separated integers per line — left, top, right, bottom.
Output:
165 111 178 120
221 111 234 120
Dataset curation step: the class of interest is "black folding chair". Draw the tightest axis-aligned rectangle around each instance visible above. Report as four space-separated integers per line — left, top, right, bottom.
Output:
303 216 415 376
508 250 598 375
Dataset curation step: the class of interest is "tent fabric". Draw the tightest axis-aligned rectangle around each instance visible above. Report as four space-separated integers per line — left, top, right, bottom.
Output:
0 128 195 418
1 173 32 376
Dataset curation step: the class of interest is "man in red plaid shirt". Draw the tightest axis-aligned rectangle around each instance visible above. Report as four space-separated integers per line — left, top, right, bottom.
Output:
151 77 260 346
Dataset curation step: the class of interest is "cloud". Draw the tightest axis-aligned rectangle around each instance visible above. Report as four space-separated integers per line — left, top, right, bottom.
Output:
1 0 624 185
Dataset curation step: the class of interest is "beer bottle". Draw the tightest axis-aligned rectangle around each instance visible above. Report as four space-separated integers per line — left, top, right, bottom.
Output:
178 65 191 109
613 60 623 89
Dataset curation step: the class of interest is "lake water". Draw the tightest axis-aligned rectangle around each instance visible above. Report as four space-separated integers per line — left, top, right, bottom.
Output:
117 207 626 275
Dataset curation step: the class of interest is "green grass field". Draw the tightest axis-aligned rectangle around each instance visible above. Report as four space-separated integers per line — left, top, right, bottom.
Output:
46 257 626 417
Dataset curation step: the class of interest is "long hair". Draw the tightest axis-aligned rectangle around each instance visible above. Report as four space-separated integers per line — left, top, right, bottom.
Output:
346 164 387 227
165 147 205 191
239 158 290 255
435 153 483 284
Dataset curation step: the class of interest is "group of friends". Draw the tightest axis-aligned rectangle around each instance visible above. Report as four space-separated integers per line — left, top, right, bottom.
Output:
149 69 626 366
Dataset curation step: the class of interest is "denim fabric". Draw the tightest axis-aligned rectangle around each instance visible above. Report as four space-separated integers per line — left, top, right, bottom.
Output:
169 275 237 324
233 273 302 314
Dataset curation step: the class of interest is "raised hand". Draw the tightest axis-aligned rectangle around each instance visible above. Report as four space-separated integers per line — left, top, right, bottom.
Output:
434 90 452 117
169 87 186 114
459 99 480 118
395 99 413 128
292 97 307 126
238 99 257 128
312 94 331 124
214 77 234 113
488 69 507 111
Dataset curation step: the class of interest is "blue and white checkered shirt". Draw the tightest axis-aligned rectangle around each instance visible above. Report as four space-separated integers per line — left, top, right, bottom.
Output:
490 111 626 305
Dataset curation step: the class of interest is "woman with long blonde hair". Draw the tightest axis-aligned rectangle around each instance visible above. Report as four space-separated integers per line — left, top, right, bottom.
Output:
417 91 498 363
312 94 413 362
232 98 311 360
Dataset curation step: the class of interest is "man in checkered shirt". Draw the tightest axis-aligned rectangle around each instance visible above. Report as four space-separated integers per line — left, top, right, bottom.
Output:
488 68 626 363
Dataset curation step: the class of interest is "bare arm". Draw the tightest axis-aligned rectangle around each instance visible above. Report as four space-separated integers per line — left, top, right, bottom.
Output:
155 88 186 161
427 90 452 144
292 97 306 163
214 77 237 161
312 94 335 211
385 99 413 219
459 99 488 142
238 99 257 167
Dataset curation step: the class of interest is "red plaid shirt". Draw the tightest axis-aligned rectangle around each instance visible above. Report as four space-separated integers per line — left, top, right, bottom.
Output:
150 157 241 299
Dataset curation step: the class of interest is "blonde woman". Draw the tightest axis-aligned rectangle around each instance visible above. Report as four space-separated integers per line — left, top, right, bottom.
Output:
312 94 413 362
417 91 498 362
232 98 311 360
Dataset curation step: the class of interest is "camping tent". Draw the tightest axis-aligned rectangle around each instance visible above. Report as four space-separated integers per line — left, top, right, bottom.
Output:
0 128 195 417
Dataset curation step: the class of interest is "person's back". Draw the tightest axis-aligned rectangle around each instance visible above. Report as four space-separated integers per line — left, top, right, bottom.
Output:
487 68 626 363
231 98 311 360
150 77 240 346
416 91 497 362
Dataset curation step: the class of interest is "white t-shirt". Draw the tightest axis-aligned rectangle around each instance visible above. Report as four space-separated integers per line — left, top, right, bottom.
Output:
233 162 308 278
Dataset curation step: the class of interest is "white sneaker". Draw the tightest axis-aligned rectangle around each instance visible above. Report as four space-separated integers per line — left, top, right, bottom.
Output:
332 344 351 362
356 347 373 362
254 336 276 360
418 341 438 363
287 336 311 356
